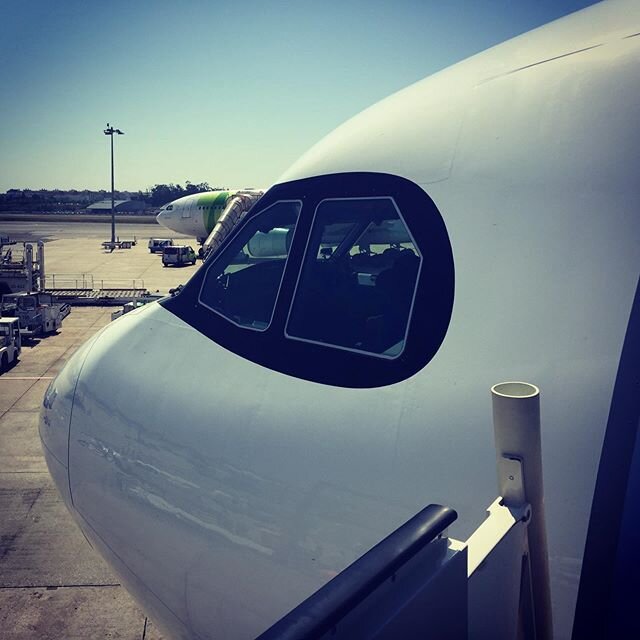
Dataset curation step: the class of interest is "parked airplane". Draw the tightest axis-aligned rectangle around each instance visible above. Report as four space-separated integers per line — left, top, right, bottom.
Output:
39 1 639 638
155 190 233 242
156 189 263 243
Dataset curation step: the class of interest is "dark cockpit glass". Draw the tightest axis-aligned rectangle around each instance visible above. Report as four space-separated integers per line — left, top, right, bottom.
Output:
162 172 454 387
198 200 301 331
286 197 421 358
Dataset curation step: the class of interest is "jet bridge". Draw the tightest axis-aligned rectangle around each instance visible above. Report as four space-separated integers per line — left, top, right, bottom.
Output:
202 190 264 259
258 382 552 640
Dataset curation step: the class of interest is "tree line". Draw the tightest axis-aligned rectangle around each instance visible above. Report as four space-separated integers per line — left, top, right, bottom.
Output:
148 181 224 207
1 181 227 211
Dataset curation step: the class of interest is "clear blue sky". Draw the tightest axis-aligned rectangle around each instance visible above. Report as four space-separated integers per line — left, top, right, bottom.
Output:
0 0 600 193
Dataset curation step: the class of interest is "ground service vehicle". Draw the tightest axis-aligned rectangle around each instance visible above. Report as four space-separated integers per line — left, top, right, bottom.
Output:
1 292 70 338
148 238 174 254
0 241 45 294
162 245 197 267
40 3 640 639
0 317 21 372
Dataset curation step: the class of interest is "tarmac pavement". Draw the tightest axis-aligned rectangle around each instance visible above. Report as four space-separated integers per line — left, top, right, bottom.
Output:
0 222 197 639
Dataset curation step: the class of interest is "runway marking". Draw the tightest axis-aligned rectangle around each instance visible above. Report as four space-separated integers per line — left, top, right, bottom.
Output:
0 376 55 380
0 583 121 590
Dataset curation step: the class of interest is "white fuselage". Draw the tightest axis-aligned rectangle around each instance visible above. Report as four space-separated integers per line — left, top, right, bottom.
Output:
40 2 640 639
156 191 232 240
156 189 262 241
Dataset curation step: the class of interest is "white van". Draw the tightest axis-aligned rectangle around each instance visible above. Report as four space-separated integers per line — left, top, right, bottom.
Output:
148 238 174 254
0 317 21 372
162 245 197 267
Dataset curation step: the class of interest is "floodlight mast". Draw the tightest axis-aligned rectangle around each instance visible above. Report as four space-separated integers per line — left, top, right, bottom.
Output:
103 123 125 244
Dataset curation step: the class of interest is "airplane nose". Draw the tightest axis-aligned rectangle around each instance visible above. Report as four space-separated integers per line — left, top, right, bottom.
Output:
39 334 101 510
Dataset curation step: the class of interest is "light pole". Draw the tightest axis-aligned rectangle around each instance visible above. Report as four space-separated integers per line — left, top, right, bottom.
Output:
103 123 124 244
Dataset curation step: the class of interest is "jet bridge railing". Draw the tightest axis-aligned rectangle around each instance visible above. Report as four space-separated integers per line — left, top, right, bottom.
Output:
257 381 551 640
257 504 463 640
203 190 264 259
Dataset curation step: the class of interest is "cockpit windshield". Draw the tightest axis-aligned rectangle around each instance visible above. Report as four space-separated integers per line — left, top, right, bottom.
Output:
162 171 454 387
199 200 301 331
286 197 421 358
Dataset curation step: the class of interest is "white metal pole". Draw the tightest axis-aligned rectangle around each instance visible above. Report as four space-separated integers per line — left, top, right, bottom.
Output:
110 131 115 244
37 241 45 291
491 382 553 640
25 244 33 293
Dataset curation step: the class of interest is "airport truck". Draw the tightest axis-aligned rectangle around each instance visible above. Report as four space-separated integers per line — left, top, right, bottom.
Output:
0 292 70 338
0 317 21 372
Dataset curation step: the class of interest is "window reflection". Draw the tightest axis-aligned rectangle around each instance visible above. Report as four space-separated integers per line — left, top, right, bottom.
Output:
199 201 301 331
286 198 421 357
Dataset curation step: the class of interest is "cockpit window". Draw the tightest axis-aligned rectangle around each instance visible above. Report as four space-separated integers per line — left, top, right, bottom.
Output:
198 200 301 331
286 198 421 358
162 172 454 388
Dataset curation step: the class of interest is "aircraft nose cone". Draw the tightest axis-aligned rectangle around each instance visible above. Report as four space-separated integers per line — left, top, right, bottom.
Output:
39 334 101 509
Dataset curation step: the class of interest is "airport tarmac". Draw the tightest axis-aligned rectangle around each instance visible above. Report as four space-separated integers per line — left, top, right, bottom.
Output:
3 220 200 296
0 220 200 639
0 220 181 243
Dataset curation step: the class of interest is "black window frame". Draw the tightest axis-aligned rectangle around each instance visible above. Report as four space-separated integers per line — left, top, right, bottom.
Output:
161 172 454 388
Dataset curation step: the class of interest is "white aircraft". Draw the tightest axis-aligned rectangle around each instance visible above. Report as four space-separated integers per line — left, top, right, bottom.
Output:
39 1 640 638
155 190 233 242
156 189 263 243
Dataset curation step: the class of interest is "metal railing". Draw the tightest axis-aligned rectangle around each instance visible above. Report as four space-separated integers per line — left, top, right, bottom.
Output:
94 278 145 290
258 505 458 640
256 381 551 640
44 273 94 290
44 274 145 291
